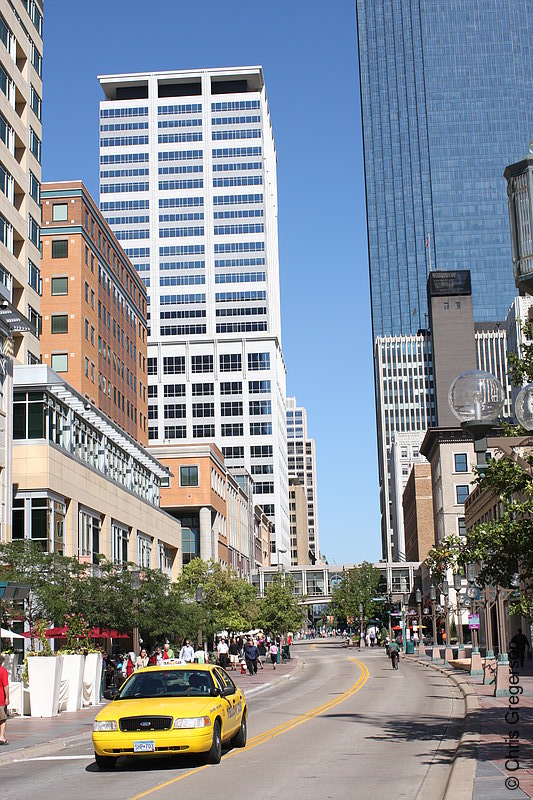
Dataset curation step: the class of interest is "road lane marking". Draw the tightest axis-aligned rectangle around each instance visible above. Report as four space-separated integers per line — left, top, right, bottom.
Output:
17 755 94 762
128 657 369 800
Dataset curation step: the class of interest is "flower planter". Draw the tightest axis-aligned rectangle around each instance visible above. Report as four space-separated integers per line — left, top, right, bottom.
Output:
27 655 63 717
60 654 85 712
83 652 103 706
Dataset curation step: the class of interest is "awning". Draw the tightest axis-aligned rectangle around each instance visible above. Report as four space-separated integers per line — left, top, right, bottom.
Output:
0 627 25 639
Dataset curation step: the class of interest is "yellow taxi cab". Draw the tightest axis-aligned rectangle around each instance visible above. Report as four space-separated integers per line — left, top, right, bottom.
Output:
92 663 247 769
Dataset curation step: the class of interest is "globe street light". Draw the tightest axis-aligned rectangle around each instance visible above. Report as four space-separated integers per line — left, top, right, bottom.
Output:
448 369 505 476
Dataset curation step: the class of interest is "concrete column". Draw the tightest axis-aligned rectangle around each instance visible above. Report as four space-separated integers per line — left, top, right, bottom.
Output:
199 507 212 562
470 650 483 676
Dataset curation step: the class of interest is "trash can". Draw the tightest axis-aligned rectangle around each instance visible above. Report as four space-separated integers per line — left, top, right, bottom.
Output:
282 644 290 660
406 641 415 655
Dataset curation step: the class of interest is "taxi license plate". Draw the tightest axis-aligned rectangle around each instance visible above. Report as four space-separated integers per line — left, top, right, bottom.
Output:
134 740 155 753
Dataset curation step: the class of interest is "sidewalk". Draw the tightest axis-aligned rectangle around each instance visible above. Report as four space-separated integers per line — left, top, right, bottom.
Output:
415 652 533 799
0 655 302 766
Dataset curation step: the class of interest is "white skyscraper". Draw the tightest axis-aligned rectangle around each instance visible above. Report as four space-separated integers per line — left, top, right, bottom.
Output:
97 67 289 564
286 397 319 562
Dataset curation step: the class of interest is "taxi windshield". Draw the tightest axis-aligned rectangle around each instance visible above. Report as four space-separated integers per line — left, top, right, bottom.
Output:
118 669 216 699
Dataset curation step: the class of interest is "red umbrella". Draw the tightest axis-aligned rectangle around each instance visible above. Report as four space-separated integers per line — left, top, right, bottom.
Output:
392 625 402 631
89 628 128 639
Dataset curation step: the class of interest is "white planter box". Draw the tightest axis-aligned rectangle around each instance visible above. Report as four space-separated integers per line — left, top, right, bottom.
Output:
28 656 63 717
3 653 18 682
83 652 103 706
60 654 85 712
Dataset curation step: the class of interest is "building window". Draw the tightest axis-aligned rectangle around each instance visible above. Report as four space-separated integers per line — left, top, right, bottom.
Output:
79 507 101 563
163 356 185 374
458 517 466 537
51 276 68 296
28 305 41 337
193 424 215 438
220 353 241 372
29 214 40 248
454 453 468 472
51 314 68 334
51 239 68 258
456 485 469 504
28 259 42 294
248 352 270 370
137 533 152 569
111 521 129 564
51 353 68 372
147 357 158 375
180 466 199 487
191 354 213 373
52 203 68 222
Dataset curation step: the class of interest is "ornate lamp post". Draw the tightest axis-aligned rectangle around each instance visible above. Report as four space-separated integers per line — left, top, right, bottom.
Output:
402 592 410 653
358 602 364 649
415 588 423 654
429 584 438 659
454 573 464 650
131 569 141 656
195 585 204 651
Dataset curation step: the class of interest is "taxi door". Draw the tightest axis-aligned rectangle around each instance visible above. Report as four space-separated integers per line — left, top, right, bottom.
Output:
213 668 242 737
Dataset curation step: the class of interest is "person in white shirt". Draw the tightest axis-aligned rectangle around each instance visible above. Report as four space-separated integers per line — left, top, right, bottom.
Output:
179 638 195 663
217 637 229 669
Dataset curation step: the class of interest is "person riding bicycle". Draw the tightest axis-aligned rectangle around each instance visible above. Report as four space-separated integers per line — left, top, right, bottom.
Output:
388 640 400 669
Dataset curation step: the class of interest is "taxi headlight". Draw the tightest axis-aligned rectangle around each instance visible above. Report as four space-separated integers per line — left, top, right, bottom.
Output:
174 716 212 729
93 720 118 732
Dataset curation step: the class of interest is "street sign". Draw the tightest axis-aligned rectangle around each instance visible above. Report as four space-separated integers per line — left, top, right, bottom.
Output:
468 613 480 630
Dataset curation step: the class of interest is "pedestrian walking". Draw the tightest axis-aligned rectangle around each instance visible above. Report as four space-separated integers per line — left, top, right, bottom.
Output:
257 637 266 669
0 655 9 745
122 652 135 678
229 637 240 670
217 637 229 669
179 638 195 664
510 629 532 667
244 637 259 675
269 640 278 669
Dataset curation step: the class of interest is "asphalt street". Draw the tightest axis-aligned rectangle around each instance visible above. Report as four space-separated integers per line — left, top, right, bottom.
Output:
1 643 465 800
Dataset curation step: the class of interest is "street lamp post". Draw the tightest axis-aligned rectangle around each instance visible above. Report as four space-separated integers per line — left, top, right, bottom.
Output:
415 588 423 655
402 592 409 654
195 585 204 651
131 569 141 657
453 573 464 651
358 602 364 649
441 579 453 661
429 584 438 660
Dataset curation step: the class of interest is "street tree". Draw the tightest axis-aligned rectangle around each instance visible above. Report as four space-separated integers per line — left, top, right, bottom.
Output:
255 572 305 636
175 558 259 644
328 561 382 625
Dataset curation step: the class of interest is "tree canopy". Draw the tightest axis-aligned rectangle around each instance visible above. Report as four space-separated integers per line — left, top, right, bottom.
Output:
328 562 383 624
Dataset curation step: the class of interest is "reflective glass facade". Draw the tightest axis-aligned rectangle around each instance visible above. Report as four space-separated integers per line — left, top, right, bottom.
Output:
357 0 532 338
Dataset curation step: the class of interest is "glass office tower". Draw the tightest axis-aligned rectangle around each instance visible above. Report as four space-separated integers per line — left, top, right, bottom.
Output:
357 0 531 339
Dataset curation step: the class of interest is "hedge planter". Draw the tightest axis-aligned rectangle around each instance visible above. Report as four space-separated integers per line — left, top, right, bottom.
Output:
60 654 85 712
28 655 63 717
83 652 103 706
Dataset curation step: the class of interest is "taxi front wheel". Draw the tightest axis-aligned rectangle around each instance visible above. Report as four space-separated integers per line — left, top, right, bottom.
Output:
206 720 222 764
231 713 247 748
95 753 117 770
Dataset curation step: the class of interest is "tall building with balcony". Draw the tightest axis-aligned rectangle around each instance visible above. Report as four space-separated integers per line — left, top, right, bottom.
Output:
286 396 319 562
0 0 43 543
40 181 149 445
97 67 289 564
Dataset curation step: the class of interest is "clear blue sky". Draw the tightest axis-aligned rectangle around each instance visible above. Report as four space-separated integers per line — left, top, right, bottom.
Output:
42 0 380 565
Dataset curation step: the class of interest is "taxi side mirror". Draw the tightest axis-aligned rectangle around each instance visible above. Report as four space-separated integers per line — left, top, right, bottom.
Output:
221 686 234 697
210 687 221 697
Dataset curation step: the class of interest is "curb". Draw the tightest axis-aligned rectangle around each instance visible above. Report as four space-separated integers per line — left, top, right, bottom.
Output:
406 656 480 800
0 658 305 767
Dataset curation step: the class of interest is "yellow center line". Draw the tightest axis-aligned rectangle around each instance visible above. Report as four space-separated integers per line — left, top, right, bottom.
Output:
129 658 369 800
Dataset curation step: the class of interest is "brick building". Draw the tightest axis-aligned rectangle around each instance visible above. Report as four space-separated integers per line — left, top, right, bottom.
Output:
40 181 148 444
